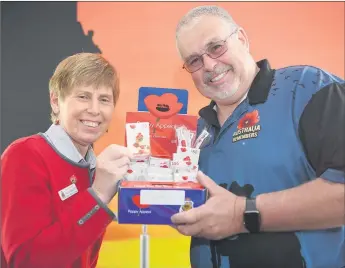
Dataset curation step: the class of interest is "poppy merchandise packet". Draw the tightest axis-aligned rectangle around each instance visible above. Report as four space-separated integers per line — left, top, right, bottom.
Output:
125 111 198 159
117 92 208 225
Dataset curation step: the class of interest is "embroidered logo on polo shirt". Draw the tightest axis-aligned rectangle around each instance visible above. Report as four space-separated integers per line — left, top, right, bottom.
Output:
232 110 261 142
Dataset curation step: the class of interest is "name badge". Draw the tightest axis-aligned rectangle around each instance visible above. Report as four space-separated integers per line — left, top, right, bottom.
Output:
58 183 78 201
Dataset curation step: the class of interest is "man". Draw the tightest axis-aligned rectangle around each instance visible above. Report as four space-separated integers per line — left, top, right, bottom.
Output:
171 5 345 268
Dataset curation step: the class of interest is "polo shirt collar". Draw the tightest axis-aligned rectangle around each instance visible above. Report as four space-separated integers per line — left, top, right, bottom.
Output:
44 124 97 169
199 59 275 128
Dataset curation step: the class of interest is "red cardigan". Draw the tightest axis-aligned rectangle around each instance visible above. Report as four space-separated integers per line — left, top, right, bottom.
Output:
1 135 113 268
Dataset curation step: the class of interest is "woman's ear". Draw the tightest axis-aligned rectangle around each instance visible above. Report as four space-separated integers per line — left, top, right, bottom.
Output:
50 91 60 116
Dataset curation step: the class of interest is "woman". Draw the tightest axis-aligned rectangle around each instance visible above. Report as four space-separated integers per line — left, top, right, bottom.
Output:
1 53 132 268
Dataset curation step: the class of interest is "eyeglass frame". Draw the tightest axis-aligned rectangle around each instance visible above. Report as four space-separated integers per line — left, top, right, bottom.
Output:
182 29 238 73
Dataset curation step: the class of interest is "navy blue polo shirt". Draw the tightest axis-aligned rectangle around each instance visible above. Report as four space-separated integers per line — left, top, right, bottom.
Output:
191 60 345 268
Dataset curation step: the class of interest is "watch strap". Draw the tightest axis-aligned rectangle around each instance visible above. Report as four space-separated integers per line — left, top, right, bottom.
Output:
245 198 257 212
244 197 261 233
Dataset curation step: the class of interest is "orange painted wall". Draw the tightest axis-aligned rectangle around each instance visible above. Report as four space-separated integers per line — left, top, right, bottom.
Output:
77 2 344 268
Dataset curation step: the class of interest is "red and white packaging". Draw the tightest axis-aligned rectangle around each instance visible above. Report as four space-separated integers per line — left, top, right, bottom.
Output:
176 126 196 148
147 166 174 182
174 147 200 167
125 161 149 181
147 166 173 175
171 145 200 183
126 122 151 160
171 160 198 171
193 128 210 149
124 122 204 183
149 156 171 169
173 168 198 182
147 173 174 182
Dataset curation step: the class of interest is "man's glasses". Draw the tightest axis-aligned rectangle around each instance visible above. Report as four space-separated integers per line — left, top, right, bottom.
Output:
182 30 238 73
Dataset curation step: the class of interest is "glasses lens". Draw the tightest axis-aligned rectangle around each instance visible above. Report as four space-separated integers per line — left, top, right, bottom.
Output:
185 57 203 73
183 40 228 73
208 41 227 59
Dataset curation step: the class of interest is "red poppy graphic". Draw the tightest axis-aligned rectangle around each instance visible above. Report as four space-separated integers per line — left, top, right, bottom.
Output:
183 156 191 162
136 133 143 142
238 110 260 129
133 142 139 148
144 93 183 119
132 195 150 209
144 93 183 133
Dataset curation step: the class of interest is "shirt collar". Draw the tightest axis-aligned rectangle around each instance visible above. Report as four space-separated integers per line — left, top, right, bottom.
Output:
44 124 97 169
199 59 275 128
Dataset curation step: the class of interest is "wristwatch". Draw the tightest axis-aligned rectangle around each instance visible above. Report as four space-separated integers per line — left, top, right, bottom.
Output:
244 197 261 233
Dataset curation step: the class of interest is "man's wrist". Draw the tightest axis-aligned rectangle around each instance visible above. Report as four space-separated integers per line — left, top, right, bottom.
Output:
234 196 248 234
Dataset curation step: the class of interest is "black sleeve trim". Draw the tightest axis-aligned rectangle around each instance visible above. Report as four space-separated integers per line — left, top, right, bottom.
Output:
299 82 345 177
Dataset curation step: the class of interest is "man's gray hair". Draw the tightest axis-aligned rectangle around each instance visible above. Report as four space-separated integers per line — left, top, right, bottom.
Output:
176 5 238 39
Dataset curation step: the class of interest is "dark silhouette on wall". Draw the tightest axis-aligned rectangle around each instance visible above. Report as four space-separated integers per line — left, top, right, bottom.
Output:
1 2 101 152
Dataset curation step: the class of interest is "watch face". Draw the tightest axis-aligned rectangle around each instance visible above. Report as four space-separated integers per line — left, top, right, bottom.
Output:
245 211 260 233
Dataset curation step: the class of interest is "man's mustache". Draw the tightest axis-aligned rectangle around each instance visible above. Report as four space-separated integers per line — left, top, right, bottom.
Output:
203 65 234 83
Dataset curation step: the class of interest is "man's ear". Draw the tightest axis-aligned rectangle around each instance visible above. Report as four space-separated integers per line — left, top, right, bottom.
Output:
236 27 250 52
50 91 60 115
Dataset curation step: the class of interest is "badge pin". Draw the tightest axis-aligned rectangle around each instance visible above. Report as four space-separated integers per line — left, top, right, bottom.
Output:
58 183 78 201
70 175 77 184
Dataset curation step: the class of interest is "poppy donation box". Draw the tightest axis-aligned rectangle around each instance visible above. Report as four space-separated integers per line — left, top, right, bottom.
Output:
117 89 208 225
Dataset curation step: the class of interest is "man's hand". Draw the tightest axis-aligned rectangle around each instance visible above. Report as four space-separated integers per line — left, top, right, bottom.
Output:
171 171 246 240
92 144 133 204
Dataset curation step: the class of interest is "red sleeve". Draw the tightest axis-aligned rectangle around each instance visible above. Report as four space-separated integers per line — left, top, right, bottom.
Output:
1 140 113 268
90 233 106 268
